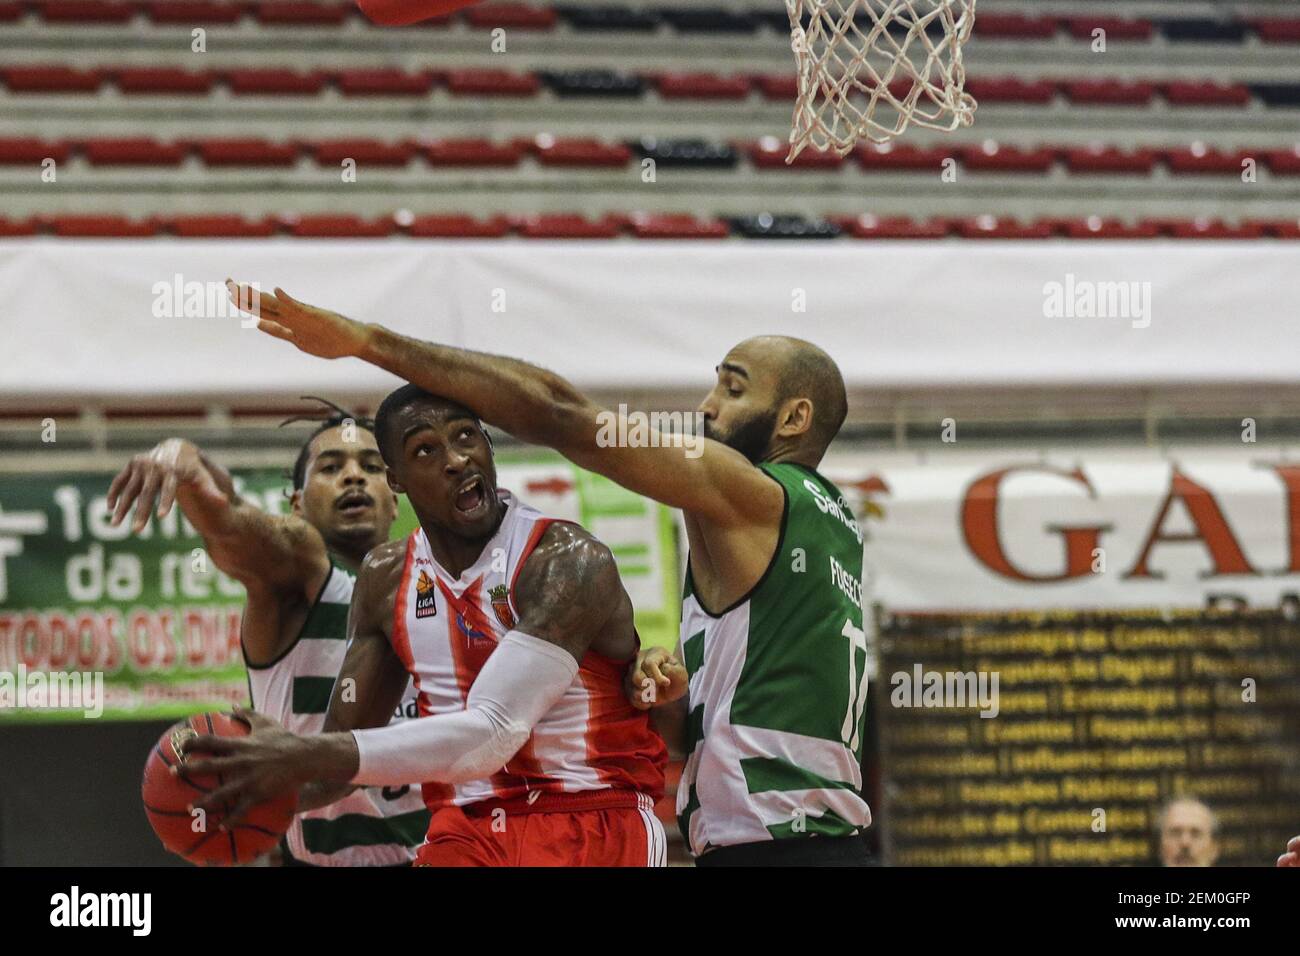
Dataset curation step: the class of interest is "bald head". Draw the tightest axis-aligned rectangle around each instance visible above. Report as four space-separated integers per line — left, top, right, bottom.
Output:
744 335 848 459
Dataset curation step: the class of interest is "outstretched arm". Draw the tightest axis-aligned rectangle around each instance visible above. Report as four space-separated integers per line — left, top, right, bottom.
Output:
107 437 328 599
226 282 781 527
180 524 621 823
299 543 413 811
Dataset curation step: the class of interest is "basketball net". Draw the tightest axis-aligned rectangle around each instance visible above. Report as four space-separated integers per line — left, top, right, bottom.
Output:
784 0 978 162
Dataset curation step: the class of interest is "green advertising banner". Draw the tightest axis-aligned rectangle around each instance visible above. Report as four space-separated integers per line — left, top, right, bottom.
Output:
0 452 680 722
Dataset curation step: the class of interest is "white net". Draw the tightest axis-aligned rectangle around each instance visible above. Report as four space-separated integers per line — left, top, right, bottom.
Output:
784 0 978 162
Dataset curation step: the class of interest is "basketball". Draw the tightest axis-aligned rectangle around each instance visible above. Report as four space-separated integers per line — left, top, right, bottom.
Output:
141 712 297 866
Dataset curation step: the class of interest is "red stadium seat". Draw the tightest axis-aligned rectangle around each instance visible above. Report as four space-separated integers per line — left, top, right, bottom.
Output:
46 215 160 237
3 66 103 93
1163 145 1252 175
515 214 620 239
1063 145 1158 175
1264 146 1300 175
959 142 1057 173
1064 17 1153 42
835 215 950 239
1062 80 1157 107
974 14 1058 39
754 74 798 101
423 138 523 166
114 68 215 95
146 2 246 24
627 213 729 239
1244 218 1300 238
654 73 751 100
533 138 631 168
0 138 72 164
254 1 348 25
963 77 1056 104
83 137 189 165
336 69 435 96
444 69 539 96
749 140 843 170
1253 19 1300 43
954 216 1055 239
283 214 395 237
225 69 328 95
1155 218 1267 239
357 0 472 25
311 139 416 166
1055 217 1161 239
37 1 138 24
855 142 953 171
0 217 39 236
405 214 512 237
196 138 300 166
1162 81 1251 108
167 215 279 237
0 1 24 21
465 2 556 30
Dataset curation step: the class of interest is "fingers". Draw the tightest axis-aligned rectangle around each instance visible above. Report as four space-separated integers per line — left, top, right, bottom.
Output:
110 465 146 527
177 755 242 779
190 779 248 825
225 279 281 319
132 466 164 533
255 318 297 344
156 470 179 520
105 464 131 511
180 732 242 759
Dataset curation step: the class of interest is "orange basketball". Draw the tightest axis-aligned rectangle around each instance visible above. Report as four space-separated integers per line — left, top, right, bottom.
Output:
141 711 297 866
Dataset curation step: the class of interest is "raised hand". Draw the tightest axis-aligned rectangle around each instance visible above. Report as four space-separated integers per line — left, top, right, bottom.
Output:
226 280 373 360
106 438 223 534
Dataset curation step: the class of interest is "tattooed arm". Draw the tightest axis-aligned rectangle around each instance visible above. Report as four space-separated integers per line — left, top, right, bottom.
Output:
181 525 622 823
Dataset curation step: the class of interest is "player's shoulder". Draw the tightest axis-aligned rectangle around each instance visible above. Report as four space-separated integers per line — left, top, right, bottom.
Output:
522 521 617 585
358 537 410 585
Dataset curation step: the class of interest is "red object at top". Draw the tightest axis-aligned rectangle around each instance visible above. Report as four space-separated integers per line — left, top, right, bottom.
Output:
356 0 479 24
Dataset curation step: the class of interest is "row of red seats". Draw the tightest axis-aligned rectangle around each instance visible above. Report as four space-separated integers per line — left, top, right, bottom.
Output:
2 136 1293 175
1 213 1296 239
0 1 549 28
0 66 1279 107
7 2 1300 44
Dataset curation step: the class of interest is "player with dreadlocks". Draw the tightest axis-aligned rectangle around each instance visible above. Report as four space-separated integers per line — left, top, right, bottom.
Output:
106 398 430 865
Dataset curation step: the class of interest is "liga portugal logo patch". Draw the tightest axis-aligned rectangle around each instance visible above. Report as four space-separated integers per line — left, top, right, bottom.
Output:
415 570 438 619
488 583 516 629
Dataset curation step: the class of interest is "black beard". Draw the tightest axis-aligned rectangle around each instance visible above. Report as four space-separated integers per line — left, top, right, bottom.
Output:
705 408 777 465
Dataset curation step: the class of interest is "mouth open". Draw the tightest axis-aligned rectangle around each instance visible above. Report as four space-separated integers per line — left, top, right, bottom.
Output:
335 491 374 517
454 475 489 518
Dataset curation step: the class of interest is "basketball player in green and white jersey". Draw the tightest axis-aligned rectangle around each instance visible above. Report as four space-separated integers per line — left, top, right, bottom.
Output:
106 404 430 865
224 281 872 867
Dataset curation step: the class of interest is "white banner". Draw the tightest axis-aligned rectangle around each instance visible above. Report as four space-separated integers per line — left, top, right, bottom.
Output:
822 450 1300 612
2 240 1299 399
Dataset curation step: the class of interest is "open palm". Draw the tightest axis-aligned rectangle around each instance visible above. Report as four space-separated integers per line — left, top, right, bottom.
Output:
226 280 371 360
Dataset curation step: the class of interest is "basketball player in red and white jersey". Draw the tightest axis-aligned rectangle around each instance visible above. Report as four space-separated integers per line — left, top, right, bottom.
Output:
181 384 668 866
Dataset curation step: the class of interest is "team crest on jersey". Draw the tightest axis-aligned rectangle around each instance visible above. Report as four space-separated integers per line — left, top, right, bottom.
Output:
488 583 516 629
414 570 438 619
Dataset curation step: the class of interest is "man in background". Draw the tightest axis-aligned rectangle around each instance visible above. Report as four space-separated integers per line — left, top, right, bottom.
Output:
107 401 429 865
1156 796 1220 868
